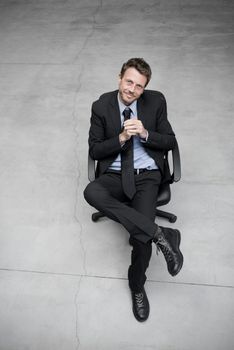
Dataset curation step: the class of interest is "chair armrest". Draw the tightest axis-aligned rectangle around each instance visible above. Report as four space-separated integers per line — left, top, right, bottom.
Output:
171 139 181 182
88 154 96 182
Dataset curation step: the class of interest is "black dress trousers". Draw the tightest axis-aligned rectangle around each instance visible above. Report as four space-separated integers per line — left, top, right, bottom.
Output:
84 169 161 292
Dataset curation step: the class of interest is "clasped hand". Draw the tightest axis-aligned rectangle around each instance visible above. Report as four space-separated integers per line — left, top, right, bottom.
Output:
120 119 147 142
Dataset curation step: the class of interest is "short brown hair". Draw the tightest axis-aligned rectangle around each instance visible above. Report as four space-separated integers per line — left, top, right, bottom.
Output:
120 58 152 86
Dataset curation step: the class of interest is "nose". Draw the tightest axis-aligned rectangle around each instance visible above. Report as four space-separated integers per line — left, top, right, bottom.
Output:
128 84 135 93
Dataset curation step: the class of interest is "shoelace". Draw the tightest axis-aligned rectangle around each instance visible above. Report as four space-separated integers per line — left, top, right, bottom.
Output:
156 237 173 262
159 244 173 262
135 293 144 308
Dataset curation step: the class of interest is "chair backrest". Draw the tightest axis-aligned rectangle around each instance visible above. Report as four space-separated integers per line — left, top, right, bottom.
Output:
155 139 181 206
171 139 181 183
88 154 96 182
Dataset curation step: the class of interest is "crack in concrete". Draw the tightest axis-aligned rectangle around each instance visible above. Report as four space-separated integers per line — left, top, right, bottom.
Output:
74 0 103 63
72 63 88 278
71 1 103 349
74 275 83 350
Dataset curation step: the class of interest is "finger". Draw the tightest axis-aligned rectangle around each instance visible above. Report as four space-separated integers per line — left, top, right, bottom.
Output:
124 120 139 126
125 127 138 133
126 128 138 134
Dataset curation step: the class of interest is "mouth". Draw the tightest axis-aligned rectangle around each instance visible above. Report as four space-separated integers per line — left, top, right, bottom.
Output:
124 91 134 99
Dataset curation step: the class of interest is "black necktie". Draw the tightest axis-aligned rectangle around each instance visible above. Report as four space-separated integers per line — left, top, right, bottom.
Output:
121 108 136 199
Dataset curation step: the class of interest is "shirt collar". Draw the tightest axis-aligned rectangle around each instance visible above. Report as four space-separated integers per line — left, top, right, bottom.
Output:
117 94 137 116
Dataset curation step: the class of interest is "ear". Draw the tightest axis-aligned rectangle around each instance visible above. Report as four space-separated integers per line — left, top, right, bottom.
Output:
118 74 122 85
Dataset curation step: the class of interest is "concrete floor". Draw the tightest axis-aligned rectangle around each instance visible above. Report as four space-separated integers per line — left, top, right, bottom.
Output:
0 0 233 349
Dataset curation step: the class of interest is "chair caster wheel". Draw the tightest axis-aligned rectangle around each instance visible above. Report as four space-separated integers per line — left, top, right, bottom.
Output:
169 215 177 223
92 213 100 222
92 212 104 222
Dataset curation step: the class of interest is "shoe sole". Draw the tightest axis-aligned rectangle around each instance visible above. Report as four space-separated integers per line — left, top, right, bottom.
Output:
171 229 183 276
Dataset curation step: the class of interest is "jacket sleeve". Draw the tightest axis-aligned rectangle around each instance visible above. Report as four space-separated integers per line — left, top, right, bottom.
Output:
88 103 122 160
144 94 176 151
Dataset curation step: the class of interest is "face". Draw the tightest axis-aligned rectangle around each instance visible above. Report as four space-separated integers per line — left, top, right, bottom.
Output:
118 67 147 105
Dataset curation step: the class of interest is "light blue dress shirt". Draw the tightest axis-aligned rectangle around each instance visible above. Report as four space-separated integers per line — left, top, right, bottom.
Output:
109 95 158 171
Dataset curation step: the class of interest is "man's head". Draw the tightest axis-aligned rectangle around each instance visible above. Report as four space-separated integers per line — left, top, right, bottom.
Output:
118 58 152 105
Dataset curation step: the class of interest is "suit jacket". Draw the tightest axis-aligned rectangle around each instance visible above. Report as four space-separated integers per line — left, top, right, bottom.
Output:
88 89 176 182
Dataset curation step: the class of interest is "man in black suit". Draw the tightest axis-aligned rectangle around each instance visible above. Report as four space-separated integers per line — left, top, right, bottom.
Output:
84 58 183 322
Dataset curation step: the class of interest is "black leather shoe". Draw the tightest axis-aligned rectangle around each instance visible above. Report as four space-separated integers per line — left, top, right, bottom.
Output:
154 227 183 276
131 287 150 322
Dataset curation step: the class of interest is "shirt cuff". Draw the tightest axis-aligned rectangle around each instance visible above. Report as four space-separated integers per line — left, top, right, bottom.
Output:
140 130 149 143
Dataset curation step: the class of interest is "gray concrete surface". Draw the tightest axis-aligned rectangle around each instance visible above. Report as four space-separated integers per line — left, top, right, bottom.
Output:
0 0 234 349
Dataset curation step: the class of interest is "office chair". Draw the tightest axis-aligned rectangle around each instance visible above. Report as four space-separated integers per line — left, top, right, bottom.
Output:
88 139 181 223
